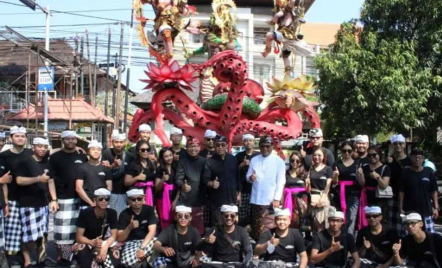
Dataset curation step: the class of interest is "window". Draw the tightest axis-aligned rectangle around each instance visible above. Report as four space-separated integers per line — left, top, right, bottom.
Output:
253 64 271 84
254 27 270 45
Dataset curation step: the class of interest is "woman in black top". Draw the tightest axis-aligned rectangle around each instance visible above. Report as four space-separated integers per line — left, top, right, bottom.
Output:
74 188 120 268
155 147 179 230
332 141 361 235
306 148 333 232
358 146 391 224
125 141 157 206
283 151 308 228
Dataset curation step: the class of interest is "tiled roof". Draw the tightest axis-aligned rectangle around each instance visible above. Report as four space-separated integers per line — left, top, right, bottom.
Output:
7 98 114 123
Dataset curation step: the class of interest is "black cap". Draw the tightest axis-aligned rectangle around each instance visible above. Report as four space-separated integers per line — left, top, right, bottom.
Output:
215 135 227 143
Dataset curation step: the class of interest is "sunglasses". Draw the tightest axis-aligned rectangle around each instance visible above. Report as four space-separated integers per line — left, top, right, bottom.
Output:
177 213 191 220
260 145 272 149
215 143 227 148
97 196 110 202
368 153 378 158
341 149 352 154
290 159 301 164
329 219 344 223
393 142 405 146
366 214 381 219
139 148 149 153
223 213 236 219
206 138 214 141
130 197 143 202
310 136 321 140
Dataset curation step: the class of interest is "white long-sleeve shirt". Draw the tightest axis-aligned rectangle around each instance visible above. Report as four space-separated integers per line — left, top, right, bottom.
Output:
246 154 286 205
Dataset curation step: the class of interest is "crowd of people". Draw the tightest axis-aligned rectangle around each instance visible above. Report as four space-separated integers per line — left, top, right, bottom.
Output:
0 125 440 268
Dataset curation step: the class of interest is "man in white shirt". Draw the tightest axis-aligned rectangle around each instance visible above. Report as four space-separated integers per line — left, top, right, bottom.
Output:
246 136 286 241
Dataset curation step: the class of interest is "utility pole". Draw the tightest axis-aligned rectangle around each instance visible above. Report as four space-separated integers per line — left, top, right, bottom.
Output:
115 22 124 130
112 52 117 122
74 35 79 97
102 27 111 145
86 30 93 105
93 35 98 107
43 5 50 137
124 6 134 131
80 36 84 96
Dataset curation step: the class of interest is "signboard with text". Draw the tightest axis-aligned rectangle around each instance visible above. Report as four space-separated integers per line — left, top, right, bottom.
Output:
38 66 55 91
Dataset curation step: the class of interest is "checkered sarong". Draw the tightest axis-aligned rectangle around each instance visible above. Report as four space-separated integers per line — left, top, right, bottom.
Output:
20 206 49 243
4 200 21 253
0 210 5 250
153 256 171 268
54 198 80 245
121 238 156 267
424 216 435 233
388 198 402 234
109 193 127 217
238 193 251 227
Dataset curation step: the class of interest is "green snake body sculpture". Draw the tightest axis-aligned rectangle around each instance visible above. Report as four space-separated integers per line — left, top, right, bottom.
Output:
201 94 262 119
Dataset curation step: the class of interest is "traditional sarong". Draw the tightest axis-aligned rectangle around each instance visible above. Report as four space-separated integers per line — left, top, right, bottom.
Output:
257 260 299 268
358 186 376 230
238 192 251 227
121 238 156 267
251 204 271 242
72 241 122 268
0 210 4 250
283 187 306 219
4 200 21 253
388 197 402 234
19 206 49 243
109 193 127 217
156 183 175 229
135 181 154 206
54 198 80 245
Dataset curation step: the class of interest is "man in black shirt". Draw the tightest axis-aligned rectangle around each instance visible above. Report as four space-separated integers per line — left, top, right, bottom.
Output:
387 134 411 233
0 126 33 256
199 205 253 268
203 135 240 227
254 208 307 267
235 134 259 227
303 128 335 170
356 206 399 268
175 138 206 234
75 140 112 208
199 129 217 158
50 130 88 265
102 130 134 216
393 212 442 268
16 137 58 267
118 188 158 267
153 205 202 268
170 127 186 161
311 209 361 268
399 148 439 233
354 135 370 165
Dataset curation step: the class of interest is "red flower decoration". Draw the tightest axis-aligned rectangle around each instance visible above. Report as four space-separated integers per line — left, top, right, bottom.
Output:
141 60 198 92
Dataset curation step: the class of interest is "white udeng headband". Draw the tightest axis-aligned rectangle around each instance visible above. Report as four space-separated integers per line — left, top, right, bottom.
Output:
10 126 26 134
33 137 49 146
94 188 111 196
364 206 382 215
175 205 192 213
170 127 183 135
126 189 144 197
274 208 291 217
88 140 102 149
204 129 217 138
139 124 152 132
221 205 238 213
401 213 422 223
242 133 254 141
61 130 77 138
355 135 369 143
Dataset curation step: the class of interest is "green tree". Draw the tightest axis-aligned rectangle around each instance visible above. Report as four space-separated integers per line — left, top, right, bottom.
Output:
315 21 434 138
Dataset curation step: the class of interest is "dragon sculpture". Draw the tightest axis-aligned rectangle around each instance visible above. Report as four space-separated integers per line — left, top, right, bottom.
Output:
128 0 320 159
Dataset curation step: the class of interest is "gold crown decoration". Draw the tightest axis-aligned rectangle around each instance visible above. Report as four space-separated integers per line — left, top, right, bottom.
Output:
212 0 237 24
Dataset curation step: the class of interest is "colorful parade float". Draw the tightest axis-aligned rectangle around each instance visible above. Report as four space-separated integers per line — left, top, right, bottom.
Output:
128 0 320 159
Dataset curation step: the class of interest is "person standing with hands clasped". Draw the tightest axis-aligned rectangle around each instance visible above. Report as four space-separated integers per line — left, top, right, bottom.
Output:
16 137 58 267
153 206 203 268
254 208 308 268
118 188 158 267
399 148 439 233
203 135 239 227
310 208 361 268
73 188 120 268
392 212 442 268
247 136 286 242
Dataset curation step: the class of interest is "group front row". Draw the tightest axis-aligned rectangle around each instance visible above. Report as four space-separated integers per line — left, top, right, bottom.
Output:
76 188 442 268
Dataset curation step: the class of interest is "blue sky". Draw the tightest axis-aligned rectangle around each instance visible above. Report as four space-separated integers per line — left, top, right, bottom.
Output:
1 0 364 93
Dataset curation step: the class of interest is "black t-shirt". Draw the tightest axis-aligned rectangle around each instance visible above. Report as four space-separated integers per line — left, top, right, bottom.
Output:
400 233 442 267
285 170 306 188
0 148 33 201
0 157 6 208
77 207 117 240
76 162 112 205
304 147 335 170
204 225 251 262
157 225 202 264
356 225 399 263
199 148 215 158
101 148 134 194
312 230 357 267
335 160 360 192
310 166 333 190
258 229 306 262
117 205 158 241
235 151 260 194
154 164 177 200
400 167 437 217
50 150 88 199
15 156 52 208
388 156 411 196
125 160 156 187
362 164 391 188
